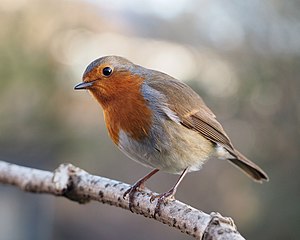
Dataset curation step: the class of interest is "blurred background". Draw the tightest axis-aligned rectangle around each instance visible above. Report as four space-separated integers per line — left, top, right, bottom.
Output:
0 0 299 239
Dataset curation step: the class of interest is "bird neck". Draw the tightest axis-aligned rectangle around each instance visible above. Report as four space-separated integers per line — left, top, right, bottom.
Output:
95 76 153 145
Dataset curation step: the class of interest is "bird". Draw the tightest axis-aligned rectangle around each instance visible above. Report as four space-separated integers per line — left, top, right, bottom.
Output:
74 55 269 215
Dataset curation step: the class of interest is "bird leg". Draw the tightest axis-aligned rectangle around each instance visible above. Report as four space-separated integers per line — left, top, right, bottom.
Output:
123 168 159 212
150 167 188 217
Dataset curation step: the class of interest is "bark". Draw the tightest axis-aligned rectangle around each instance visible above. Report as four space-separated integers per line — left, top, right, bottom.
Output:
0 160 245 239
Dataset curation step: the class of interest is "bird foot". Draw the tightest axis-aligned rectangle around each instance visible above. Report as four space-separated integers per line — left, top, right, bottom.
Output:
123 169 160 212
150 189 176 217
123 181 145 212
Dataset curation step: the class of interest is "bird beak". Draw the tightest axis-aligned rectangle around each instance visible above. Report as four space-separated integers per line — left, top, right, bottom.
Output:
74 81 95 90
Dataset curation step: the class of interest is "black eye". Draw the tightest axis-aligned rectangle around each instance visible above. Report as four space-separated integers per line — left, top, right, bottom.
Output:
102 67 113 76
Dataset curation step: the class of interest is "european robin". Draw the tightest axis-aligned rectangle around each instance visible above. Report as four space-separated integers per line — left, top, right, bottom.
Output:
74 56 268 214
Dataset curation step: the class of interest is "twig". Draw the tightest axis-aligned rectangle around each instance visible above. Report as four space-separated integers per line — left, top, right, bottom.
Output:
0 160 245 239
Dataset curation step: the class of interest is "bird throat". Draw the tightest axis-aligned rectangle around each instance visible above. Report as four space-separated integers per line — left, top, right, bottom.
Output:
97 75 153 144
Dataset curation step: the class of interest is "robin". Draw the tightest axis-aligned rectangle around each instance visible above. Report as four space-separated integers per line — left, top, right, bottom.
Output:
74 56 268 214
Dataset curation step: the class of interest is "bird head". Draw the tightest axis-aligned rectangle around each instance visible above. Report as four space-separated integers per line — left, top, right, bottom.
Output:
74 56 145 108
74 56 153 143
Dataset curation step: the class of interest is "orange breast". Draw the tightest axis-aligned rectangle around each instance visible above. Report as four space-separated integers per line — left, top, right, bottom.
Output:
95 73 153 144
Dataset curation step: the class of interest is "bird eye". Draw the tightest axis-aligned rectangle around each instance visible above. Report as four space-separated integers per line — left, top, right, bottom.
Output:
102 67 113 77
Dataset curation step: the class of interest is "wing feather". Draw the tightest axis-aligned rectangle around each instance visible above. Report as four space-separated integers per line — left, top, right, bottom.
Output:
144 72 268 181
145 74 233 151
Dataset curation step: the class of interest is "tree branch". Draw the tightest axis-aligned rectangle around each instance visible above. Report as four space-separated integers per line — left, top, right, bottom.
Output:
0 160 245 239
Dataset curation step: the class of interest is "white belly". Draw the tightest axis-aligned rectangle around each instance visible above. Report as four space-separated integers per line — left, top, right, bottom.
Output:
118 121 216 174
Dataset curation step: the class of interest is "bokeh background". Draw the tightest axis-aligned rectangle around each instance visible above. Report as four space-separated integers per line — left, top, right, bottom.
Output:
0 0 299 239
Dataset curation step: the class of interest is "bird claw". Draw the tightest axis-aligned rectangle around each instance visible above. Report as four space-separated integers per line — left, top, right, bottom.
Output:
123 187 132 200
123 187 135 212
124 186 176 216
123 182 145 212
150 190 176 217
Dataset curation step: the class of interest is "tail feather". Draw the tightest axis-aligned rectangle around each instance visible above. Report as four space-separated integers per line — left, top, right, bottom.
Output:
227 150 269 183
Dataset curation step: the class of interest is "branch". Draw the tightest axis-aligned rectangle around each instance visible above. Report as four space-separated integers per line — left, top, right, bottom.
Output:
0 160 245 239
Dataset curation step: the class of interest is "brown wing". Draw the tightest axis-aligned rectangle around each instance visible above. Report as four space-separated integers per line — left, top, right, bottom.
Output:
146 74 269 182
145 74 234 152
182 109 234 151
